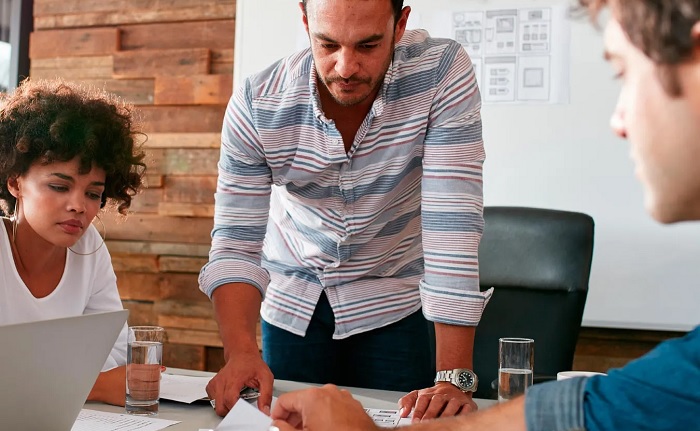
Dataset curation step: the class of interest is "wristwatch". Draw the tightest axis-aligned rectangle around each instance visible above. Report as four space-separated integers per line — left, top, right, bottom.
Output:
434 368 478 393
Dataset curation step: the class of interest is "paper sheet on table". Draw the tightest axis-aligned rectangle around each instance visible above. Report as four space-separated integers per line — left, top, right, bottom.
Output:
160 373 211 403
364 408 413 428
215 399 272 431
215 401 412 430
71 409 179 431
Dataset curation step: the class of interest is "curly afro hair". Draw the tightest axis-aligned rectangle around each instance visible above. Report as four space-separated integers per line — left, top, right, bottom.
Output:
0 79 146 215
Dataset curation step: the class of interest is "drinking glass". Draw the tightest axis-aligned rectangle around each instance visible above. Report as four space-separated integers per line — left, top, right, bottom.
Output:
498 337 534 402
126 326 164 415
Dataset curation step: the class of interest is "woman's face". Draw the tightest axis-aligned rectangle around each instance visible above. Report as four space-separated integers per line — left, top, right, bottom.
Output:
9 157 106 248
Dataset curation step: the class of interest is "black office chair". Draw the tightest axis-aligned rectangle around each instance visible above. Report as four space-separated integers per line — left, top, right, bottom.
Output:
472 206 595 399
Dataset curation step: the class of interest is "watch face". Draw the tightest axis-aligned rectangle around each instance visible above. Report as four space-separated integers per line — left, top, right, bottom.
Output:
457 371 474 389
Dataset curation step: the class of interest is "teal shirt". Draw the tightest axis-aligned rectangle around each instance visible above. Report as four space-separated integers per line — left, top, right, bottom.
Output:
526 326 700 430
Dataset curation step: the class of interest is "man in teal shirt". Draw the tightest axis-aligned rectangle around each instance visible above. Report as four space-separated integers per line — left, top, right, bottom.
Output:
268 0 700 430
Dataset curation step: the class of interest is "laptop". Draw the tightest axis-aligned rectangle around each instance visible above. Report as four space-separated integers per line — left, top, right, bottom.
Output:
0 310 128 431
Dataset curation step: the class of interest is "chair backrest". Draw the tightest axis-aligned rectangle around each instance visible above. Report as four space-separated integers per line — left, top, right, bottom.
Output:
473 206 594 399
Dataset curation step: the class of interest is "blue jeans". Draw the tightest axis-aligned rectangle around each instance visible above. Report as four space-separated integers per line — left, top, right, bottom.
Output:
262 292 435 392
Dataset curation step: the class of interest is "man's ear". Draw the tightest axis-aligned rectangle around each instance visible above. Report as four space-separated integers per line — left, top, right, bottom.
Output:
394 6 411 44
300 2 310 35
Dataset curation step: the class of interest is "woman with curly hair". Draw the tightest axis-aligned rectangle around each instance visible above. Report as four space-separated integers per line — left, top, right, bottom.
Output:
0 79 146 406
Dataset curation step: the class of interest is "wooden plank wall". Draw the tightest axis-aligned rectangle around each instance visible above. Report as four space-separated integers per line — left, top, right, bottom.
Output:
30 0 237 371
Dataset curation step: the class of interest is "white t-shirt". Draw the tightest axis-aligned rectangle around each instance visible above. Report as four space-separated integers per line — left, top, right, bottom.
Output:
0 219 127 371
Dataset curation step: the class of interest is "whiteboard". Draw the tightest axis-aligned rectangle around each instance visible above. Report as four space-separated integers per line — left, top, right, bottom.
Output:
233 0 700 332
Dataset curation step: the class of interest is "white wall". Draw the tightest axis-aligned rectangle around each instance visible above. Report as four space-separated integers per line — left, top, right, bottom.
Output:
234 0 700 331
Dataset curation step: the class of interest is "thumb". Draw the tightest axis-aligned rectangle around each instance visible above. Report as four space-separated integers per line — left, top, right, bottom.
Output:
269 420 296 431
398 390 418 417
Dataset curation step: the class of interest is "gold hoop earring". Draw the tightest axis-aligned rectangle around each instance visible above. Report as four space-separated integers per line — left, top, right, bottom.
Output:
69 214 106 256
11 200 18 245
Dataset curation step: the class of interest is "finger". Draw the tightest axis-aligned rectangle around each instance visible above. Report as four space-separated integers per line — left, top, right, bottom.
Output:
398 391 419 417
257 368 275 415
270 420 298 431
439 398 464 417
205 378 217 400
218 380 242 417
271 390 307 420
411 393 433 422
457 399 478 415
421 395 448 420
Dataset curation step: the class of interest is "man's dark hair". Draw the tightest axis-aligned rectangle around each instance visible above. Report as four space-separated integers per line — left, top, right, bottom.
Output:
301 0 405 24
0 79 146 215
580 0 700 95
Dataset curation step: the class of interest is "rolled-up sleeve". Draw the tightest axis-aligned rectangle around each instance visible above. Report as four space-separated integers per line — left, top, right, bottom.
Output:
198 79 272 298
525 377 588 431
420 43 492 326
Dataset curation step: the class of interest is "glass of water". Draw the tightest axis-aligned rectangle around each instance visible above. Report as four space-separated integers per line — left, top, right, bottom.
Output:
498 337 534 402
126 326 164 415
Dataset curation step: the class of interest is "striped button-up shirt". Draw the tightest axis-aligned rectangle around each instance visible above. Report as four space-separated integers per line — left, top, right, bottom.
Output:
199 30 492 339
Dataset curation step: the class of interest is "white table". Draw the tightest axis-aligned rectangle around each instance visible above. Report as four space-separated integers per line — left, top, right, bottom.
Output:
85 369 497 430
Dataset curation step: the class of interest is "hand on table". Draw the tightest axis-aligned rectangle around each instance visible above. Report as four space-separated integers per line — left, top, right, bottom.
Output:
205 350 273 417
270 384 379 431
399 382 477 422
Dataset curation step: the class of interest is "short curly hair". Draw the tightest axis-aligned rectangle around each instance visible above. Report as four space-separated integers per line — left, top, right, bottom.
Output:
0 79 146 215
579 0 700 95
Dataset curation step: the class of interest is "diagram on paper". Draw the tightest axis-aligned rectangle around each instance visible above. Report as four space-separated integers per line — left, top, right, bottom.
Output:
453 7 567 104
364 408 412 428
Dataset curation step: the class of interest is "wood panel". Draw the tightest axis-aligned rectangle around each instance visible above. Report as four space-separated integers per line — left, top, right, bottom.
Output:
154 74 232 105
113 48 210 78
120 20 235 51
163 176 217 204
140 105 226 133
29 28 120 58
123 300 157 326
115 272 161 301
31 0 236 363
165 328 223 347
30 56 114 80
80 78 155 105
154 300 213 318
144 133 221 149
206 347 225 372
159 256 209 274
211 49 234 75
34 0 233 16
144 174 164 188
160 273 209 302
103 213 214 244
106 240 210 257
158 203 215 218
34 4 235 29
111 253 160 273
146 149 220 176
163 343 206 371
128 187 162 214
159 315 219 332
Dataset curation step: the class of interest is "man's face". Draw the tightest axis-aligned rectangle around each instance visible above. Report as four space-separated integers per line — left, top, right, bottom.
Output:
302 0 408 107
604 18 700 223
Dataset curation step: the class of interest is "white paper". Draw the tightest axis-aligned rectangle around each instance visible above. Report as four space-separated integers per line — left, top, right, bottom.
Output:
160 373 211 403
215 399 272 431
364 408 412 428
448 3 571 104
71 409 179 431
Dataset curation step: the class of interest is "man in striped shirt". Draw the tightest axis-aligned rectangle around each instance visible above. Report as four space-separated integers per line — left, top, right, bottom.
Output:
200 0 491 417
